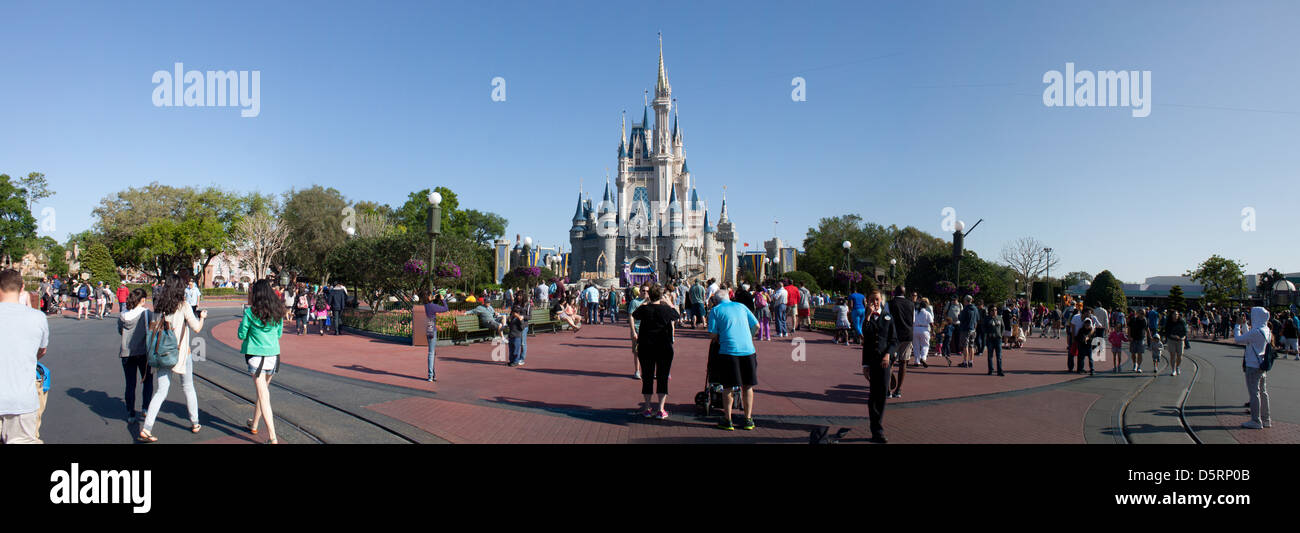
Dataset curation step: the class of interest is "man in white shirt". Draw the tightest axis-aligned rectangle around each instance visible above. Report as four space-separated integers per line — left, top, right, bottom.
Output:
185 281 201 315
773 284 789 337
0 269 49 444
535 282 550 307
583 284 600 324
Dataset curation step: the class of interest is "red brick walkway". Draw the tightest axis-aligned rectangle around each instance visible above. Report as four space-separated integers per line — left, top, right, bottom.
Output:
211 321 1093 443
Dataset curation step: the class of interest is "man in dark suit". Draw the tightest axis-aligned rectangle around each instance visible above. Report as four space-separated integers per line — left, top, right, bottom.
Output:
887 285 914 398
861 289 899 443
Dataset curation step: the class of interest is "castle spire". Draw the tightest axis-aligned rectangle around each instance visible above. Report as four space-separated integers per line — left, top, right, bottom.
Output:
656 32 670 96
618 111 626 158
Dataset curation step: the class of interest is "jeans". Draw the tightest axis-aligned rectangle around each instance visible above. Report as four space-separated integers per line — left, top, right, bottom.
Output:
426 332 437 379
508 327 528 364
774 304 788 336
121 355 154 415
142 363 199 432
1245 367 1270 424
587 302 599 324
851 308 865 339
331 310 344 334
608 305 618 324
986 336 1003 373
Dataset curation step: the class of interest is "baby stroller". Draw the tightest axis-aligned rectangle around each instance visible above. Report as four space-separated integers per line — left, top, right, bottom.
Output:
694 338 745 416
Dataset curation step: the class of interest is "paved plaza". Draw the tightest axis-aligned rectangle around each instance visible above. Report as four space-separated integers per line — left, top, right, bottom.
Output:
33 303 1300 444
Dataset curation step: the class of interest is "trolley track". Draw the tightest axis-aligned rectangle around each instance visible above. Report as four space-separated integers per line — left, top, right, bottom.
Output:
1118 352 1203 444
197 354 421 444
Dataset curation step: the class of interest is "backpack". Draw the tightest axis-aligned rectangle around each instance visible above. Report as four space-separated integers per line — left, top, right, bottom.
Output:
78 285 89 298
296 294 309 309
145 312 180 369
1258 342 1278 372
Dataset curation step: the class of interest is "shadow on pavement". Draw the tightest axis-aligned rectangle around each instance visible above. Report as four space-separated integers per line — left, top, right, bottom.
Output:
334 363 424 382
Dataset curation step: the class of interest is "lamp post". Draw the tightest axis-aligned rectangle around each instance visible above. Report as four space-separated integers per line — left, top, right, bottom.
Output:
427 190 442 297
952 219 982 297
889 258 897 288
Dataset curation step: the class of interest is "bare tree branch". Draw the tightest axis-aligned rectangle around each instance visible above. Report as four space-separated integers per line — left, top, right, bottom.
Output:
999 237 1060 288
232 212 288 282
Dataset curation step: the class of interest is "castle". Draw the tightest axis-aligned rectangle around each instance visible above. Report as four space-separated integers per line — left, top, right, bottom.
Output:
567 37 736 287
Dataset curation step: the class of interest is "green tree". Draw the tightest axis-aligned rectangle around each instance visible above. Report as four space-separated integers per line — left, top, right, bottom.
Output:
395 187 459 235
281 185 349 282
80 242 120 287
800 214 894 289
18 172 55 210
1167 285 1186 312
1084 270 1127 311
905 249 1013 305
1187 255 1247 307
45 244 69 278
0 174 38 262
783 271 821 292
1256 268 1286 295
458 209 508 246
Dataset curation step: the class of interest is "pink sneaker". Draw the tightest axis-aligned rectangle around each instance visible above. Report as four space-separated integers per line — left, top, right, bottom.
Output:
640 409 656 418
656 410 669 420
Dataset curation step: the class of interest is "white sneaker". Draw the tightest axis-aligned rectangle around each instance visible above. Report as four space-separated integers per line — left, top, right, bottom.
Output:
1241 421 1263 429
1263 421 1272 428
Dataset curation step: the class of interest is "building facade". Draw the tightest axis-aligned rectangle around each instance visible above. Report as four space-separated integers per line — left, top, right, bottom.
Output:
568 37 736 287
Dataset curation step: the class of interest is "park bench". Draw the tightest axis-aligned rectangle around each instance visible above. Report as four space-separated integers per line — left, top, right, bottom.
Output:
453 315 498 344
811 306 839 331
529 307 560 335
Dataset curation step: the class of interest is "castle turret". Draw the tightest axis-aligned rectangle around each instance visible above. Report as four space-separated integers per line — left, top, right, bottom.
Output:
715 193 737 285
569 193 586 279
597 181 618 279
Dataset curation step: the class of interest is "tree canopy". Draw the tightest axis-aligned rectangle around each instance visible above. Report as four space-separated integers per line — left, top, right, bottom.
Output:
1084 270 1126 311
0 174 37 262
1187 255 1247 307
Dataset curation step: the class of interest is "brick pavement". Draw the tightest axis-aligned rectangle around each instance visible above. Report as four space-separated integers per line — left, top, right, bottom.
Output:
205 319 1100 443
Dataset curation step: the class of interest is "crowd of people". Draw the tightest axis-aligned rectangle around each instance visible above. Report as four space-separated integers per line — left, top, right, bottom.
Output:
5 260 1296 444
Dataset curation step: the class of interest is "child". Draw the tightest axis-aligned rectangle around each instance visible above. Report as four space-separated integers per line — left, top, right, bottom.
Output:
1148 333 1164 374
1108 327 1128 373
1014 322 1026 348
754 289 771 341
939 317 955 367
313 297 330 336
833 298 851 345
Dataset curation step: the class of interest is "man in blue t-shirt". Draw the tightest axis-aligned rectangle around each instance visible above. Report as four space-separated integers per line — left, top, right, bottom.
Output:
707 292 759 431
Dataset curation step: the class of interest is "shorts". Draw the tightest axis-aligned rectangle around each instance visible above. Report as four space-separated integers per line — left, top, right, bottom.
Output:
0 412 41 444
1131 339 1145 354
710 352 757 388
692 303 706 318
965 330 978 347
798 308 810 318
1285 338 1298 352
245 355 279 376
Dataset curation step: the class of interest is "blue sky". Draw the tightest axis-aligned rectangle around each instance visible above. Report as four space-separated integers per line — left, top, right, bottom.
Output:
2 0 1297 283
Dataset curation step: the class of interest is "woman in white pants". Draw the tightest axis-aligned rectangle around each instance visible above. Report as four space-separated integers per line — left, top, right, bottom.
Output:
137 275 207 442
913 298 934 366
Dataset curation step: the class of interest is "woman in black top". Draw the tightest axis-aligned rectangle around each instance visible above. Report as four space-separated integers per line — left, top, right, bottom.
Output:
631 285 680 420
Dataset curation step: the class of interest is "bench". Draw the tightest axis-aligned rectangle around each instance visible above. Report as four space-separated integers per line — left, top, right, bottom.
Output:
529 308 560 335
453 315 500 344
811 306 839 331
